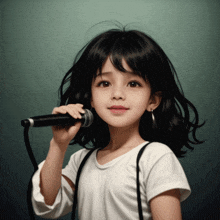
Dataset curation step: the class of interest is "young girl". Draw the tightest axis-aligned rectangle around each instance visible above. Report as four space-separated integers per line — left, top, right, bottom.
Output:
31 28 203 219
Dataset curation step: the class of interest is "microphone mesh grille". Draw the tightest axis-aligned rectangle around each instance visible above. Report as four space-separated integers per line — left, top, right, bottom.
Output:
82 109 94 127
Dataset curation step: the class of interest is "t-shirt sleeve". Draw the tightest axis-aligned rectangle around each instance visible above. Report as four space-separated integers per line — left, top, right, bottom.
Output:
62 148 89 184
146 152 191 203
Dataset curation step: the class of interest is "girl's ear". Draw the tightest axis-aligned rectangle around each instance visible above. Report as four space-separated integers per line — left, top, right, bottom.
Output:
146 91 162 112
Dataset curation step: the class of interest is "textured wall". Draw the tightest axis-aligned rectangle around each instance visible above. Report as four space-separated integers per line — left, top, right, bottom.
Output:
1 0 220 219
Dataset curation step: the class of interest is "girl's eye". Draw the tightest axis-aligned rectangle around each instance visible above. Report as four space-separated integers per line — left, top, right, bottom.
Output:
98 81 110 87
128 81 141 87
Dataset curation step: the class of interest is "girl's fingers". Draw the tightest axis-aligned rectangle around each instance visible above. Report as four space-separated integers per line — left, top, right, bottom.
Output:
52 107 66 115
52 104 85 119
67 105 83 119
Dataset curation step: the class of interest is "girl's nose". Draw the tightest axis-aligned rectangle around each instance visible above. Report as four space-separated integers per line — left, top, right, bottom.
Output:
111 86 125 100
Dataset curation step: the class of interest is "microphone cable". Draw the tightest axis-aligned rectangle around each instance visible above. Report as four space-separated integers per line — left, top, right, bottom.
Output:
23 125 38 220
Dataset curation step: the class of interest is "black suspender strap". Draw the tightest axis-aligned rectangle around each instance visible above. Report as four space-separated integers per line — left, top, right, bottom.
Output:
136 142 151 220
71 148 96 220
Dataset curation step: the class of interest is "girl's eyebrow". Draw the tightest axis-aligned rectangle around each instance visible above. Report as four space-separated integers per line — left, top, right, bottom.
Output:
95 71 113 78
97 71 137 77
97 71 111 76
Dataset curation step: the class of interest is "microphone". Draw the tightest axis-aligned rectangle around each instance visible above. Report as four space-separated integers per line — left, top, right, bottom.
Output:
21 109 93 128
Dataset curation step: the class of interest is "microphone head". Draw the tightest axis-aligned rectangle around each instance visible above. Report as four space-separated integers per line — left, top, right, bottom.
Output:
82 109 94 127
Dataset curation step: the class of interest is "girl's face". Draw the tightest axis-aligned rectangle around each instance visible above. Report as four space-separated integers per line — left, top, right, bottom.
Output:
91 57 161 129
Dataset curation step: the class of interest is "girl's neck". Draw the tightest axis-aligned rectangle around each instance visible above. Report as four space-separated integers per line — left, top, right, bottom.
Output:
107 122 145 151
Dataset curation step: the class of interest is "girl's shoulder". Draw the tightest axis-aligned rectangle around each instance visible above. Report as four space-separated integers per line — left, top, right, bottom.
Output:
137 142 184 182
69 148 94 167
70 148 93 160
145 141 173 154
140 141 174 164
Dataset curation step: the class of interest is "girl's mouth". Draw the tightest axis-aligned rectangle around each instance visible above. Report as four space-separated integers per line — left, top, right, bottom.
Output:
109 105 129 114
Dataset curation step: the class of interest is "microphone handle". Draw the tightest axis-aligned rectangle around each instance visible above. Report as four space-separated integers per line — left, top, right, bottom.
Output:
21 114 84 127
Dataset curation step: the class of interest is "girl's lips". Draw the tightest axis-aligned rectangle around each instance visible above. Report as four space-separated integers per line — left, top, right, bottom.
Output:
109 105 129 113
109 105 129 110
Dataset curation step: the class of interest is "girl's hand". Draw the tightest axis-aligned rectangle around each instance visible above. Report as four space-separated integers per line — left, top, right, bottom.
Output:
51 104 85 151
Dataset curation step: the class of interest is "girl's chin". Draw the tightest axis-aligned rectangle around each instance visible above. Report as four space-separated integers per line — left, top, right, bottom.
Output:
106 120 140 130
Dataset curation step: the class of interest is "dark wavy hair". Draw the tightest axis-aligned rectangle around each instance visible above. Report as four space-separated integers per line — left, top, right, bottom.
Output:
59 28 204 157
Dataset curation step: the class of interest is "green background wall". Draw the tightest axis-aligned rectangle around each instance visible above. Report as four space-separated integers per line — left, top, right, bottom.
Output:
1 0 220 219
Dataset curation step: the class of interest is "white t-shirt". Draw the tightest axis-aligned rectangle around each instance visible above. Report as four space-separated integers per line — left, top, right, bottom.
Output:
32 141 191 219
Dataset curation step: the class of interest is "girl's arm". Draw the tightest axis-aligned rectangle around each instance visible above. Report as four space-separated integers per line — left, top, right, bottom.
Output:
150 189 182 220
40 138 76 206
40 104 84 206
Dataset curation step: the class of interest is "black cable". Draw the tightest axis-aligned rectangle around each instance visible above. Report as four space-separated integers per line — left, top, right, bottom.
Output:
24 126 38 171
23 126 37 220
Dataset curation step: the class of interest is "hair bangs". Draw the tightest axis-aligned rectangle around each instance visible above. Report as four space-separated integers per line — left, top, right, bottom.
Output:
110 31 159 81
92 31 148 79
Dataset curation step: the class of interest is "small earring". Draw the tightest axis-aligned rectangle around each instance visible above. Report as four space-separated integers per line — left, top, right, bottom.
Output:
151 110 157 129
151 110 155 122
